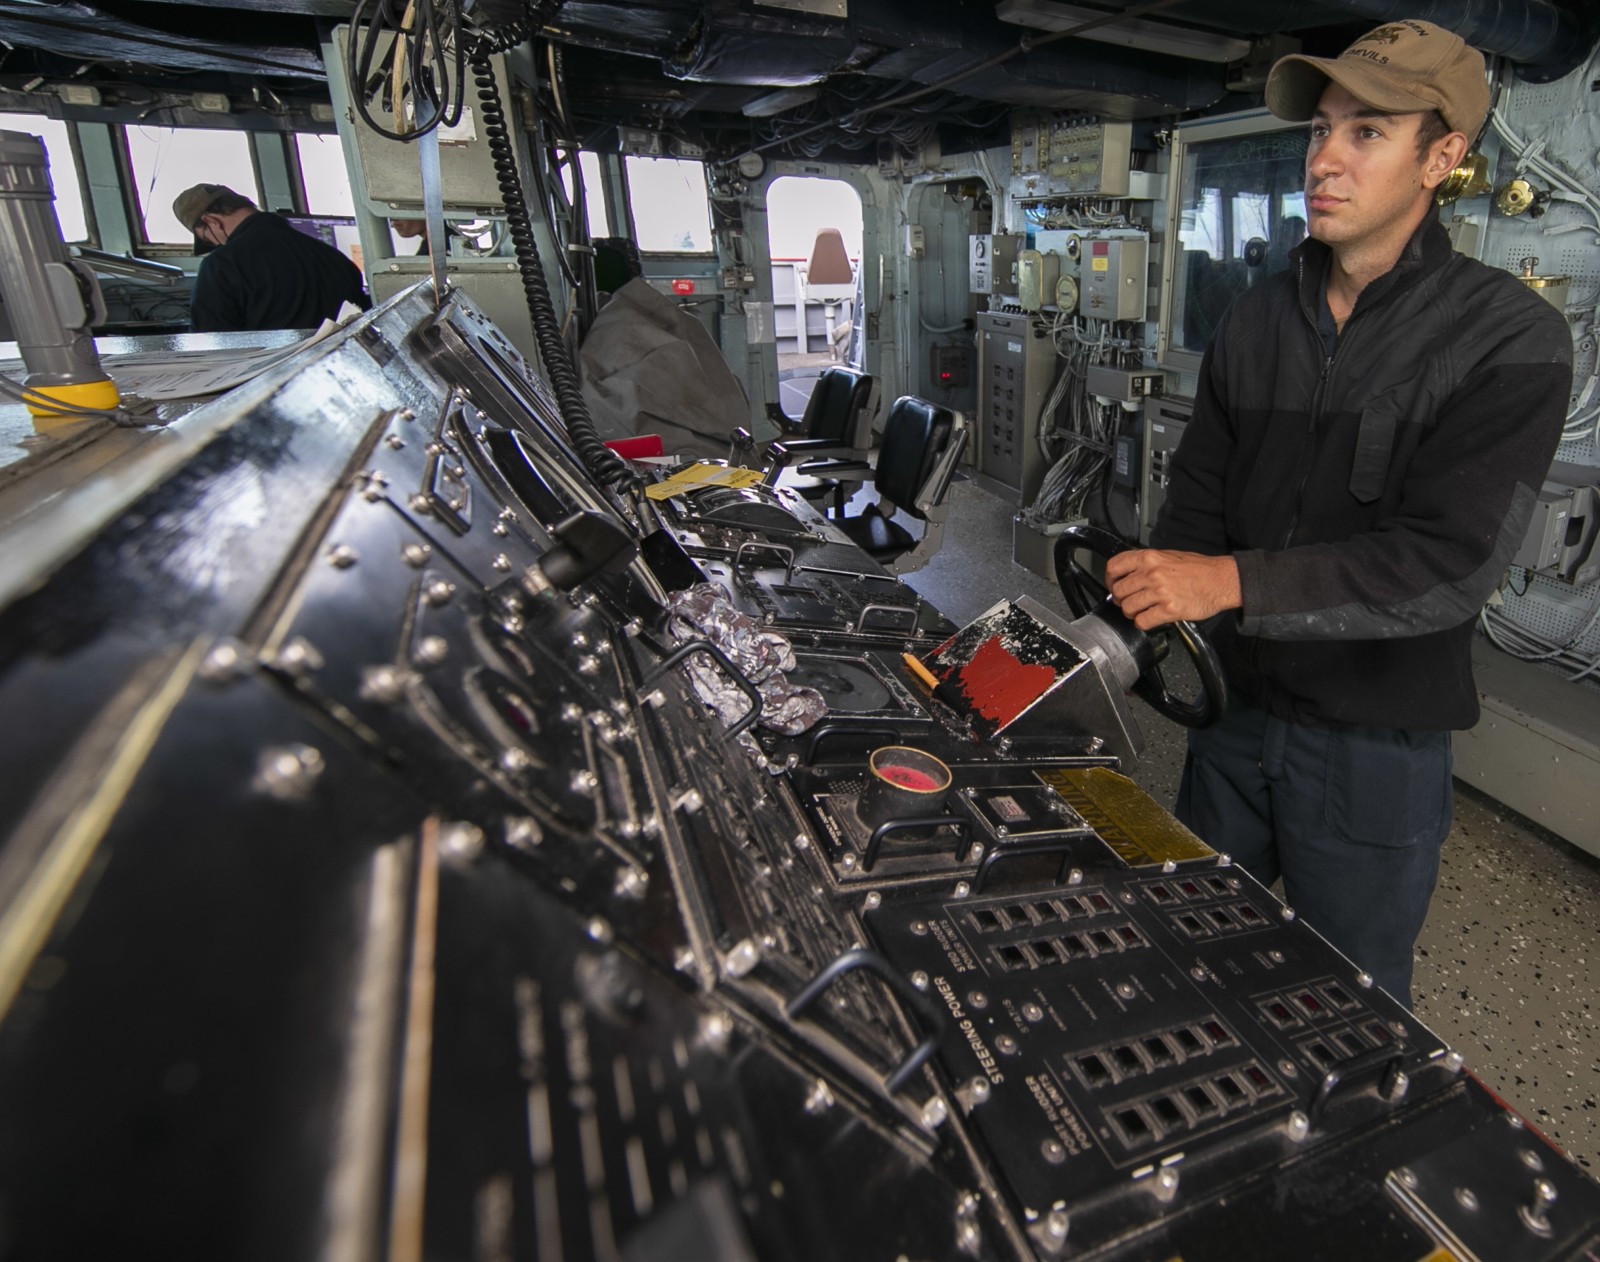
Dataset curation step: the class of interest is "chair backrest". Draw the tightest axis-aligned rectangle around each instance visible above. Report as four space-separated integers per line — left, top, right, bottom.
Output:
800 366 876 446
874 395 960 520
805 228 854 286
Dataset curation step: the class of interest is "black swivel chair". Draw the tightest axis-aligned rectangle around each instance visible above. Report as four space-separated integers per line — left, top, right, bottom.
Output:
827 395 968 576
763 365 878 514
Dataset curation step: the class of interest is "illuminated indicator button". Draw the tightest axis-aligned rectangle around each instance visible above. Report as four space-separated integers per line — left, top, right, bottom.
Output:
1089 892 1112 913
1202 1020 1235 1047
1118 925 1144 946
1323 983 1357 1009
1178 880 1202 897
1148 883 1176 903
994 944 1032 971
1244 1064 1275 1093
1092 241 1110 256
1267 1001 1296 1026
1113 1107 1152 1143
1185 1085 1219 1117
1236 904 1265 924
1365 1020 1394 1044
1295 991 1324 1015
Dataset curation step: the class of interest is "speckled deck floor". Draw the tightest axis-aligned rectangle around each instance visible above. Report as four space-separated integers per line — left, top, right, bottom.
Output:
898 475 1600 1174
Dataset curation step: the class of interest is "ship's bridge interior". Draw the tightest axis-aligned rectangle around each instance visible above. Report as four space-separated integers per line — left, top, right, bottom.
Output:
0 1 1597 1259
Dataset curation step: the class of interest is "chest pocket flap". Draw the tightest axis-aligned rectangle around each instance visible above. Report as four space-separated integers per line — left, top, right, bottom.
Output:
1349 407 1399 504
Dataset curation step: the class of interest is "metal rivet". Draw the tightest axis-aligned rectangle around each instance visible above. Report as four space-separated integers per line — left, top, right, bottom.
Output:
804 1080 835 1115
505 816 543 850
439 820 485 865
1287 1110 1310 1141
199 639 245 684
360 664 408 704
921 1097 949 1129
492 553 512 571
325 542 359 568
275 636 324 676
953 881 971 898
587 917 614 944
402 542 432 567
724 939 759 978
1040 1138 1066 1165
1357 971 1374 989
424 578 455 606
253 744 324 799
863 891 882 912
413 635 449 667
1455 1187 1480 1212
409 494 433 515
910 970 929 990
1281 906 1296 921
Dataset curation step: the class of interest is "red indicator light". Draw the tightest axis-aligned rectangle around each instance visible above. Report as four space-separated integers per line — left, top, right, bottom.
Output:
671 278 696 294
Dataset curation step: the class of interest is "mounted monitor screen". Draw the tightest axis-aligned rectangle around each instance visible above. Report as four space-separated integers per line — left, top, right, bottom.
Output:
1158 112 1309 377
283 215 362 269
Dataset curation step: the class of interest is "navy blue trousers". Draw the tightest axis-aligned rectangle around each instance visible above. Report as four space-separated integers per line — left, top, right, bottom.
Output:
1176 697 1452 1008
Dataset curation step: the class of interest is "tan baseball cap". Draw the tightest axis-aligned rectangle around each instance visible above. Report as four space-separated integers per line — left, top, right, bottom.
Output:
171 182 234 233
1266 19 1489 138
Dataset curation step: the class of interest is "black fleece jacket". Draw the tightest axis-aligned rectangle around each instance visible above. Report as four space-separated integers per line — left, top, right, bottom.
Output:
1152 216 1572 731
190 212 369 334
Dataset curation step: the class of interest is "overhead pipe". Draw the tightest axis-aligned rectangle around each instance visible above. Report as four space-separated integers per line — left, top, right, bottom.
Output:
1320 0 1596 82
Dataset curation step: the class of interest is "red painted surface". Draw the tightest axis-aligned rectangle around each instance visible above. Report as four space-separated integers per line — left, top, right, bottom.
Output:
950 635 1058 727
670 278 696 294
876 765 941 791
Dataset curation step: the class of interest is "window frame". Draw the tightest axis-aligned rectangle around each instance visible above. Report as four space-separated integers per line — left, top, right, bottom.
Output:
0 111 98 247
117 122 266 255
621 154 715 257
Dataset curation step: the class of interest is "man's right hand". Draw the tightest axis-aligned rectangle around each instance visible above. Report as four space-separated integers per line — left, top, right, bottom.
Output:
1104 548 1242 631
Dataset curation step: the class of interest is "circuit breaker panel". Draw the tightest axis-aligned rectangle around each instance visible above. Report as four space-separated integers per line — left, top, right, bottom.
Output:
977 310 1057 505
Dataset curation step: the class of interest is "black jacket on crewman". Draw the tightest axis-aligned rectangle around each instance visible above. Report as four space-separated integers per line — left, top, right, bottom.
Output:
1152 216 1572 731
190 211 369 333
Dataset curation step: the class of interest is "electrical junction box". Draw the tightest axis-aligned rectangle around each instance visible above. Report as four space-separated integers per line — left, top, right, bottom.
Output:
931 342 973 390
1081 232 1148 321
904 223 926 259
1515 483 1600 585
1016 249 1061 312
977 310 1055 505
1010 114 1132 199
1085 364 1162 404
1113 433 1140 488
970 234 1020 295
1141 396 1191 539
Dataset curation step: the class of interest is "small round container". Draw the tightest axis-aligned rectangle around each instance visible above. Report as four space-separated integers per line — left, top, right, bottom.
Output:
858 746 953 828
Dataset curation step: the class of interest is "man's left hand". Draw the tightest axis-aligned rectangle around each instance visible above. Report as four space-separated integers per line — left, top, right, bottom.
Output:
1103 549 1242 631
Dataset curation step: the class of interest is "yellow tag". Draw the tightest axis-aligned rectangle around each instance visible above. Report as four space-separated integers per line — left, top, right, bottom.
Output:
644 461 766 501
1091 257 1110 272
1035 767 1214 866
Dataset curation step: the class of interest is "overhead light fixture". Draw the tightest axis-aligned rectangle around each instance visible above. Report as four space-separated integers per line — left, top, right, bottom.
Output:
56 84 102 107
191 92 231 113
996 0 1252 63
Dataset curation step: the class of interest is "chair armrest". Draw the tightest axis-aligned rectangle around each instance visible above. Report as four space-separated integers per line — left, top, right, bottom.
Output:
762 437 856 484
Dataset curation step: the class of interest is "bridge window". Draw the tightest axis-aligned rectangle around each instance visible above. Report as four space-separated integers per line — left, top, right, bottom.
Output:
0 113 88 243
624 156 712 253
125 125 261 245
558 149 610 238
293 134 357 218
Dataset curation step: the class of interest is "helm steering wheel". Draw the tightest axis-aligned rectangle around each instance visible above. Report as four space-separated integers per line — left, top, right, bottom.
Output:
1052 524 1227 728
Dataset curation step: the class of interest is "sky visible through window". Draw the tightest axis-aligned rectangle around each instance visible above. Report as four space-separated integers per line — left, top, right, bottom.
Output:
0 114 88 242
